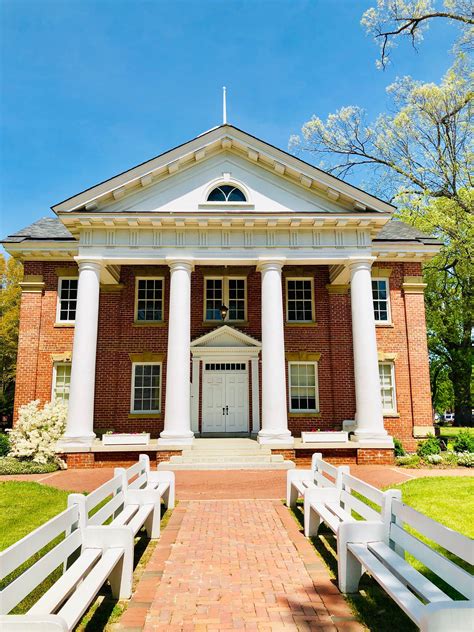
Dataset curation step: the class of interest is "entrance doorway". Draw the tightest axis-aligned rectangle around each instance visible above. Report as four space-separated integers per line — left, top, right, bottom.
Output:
202 362 249 433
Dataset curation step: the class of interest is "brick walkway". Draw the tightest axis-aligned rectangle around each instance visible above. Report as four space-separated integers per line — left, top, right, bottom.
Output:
117 500 361 631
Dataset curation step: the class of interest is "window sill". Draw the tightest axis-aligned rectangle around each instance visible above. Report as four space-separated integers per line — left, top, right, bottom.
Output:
288 412 321 418
54 322 75 328
202 320 249 327
133 321 167 327
285 322 318 327
375 323 394 328
383 412 400 418
128 413 163 419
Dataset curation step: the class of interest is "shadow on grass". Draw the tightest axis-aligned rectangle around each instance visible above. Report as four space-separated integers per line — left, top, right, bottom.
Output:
291 502 417 632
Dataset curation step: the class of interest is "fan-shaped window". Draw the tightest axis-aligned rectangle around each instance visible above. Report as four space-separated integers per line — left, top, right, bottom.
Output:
207 185 246 202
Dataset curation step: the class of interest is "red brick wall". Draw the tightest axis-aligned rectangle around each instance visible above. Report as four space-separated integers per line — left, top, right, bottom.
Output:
13 261 432 448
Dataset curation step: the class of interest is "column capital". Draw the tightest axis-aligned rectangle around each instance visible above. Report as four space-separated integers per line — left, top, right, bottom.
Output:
165 257 194 272
74 257 104 272
347 256 376 273
256 257 286 272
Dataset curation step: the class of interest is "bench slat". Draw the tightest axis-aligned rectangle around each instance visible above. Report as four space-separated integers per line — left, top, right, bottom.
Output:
340 491 381 522
310 502 341 534
342 474 383 507
325 502 355 524
88 493 124 526
127 505 154 536
391 500 474 565
29 548 102 615
128 473 147 490
58 548 123 631
1 531 82 615
313 471 336 488
367 541 451 604
85 475 123 512
390 524 474 600
110 505 139 528
348 543 424 625
0 507 79 580
124 461 145 482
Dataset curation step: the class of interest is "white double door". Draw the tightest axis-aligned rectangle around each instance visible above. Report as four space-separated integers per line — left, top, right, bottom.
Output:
202 363 249 433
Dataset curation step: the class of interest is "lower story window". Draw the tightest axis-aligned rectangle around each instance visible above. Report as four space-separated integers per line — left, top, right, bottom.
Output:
131 363 161 413
52 363 71 401
289 362 319 413
379 362 397 413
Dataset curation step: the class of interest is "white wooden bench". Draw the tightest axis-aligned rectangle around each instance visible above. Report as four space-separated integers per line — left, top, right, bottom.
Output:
0 502 133 631
337 498 474 631
304 471 401 538
286 452 349 508
69 455 175 540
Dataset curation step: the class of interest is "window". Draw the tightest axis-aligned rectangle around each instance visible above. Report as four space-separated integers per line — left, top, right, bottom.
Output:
288 362 319 413
372 278 390 323
135 278 164 322
286 278 314 322
207 185 246 202
131 363 161 413
204 277 246 321
57 278 78 322
52 363 71 402
379 362 397 413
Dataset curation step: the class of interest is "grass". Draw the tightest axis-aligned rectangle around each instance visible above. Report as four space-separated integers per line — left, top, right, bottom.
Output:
0 480 172 631
438 426 470 438
291 476 474 632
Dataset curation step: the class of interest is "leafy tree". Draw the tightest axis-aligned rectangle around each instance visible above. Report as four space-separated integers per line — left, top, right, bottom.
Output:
291 58 473 425
0 255 23 419
361 0 474 68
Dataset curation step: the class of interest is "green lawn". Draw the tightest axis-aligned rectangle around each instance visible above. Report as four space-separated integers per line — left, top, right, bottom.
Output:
292 476 474 632
438 426 470 438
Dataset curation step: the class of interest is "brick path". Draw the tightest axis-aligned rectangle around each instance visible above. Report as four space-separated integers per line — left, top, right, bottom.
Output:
117 500 361 631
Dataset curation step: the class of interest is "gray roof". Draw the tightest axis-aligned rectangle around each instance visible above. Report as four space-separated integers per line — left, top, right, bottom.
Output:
2 216 440 246
2 217 75 242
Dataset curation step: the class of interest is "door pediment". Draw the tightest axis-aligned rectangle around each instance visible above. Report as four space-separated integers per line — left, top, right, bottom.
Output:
191 325 261 349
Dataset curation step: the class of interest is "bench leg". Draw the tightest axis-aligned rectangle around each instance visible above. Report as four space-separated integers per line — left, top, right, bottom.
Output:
162 483 175 510
287 482 299 508
304 502 322 537
337 545 363 593
109 545 134 600
144 501 162 539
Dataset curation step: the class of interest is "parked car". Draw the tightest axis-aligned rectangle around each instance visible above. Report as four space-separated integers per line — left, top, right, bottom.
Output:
443 412 455 423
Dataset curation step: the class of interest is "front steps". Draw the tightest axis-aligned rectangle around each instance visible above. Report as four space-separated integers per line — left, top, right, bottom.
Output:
157 438 295 470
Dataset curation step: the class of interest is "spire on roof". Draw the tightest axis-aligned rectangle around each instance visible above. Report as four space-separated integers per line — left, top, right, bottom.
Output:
222 86 227 124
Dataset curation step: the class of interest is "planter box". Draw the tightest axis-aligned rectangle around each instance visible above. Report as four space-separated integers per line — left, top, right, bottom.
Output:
102 433 150 446
301 431 348 444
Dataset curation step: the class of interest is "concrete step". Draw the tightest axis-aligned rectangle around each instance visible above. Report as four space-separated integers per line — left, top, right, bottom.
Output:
182 447 272 455
168 454 284 464
157 461 295 471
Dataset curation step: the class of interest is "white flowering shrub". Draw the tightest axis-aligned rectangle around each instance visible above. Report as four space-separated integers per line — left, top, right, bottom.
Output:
426 454 442 464
456 452 474 468
9 399 68 467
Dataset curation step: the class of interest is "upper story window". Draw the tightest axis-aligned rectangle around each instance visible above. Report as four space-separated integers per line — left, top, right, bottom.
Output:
372 278 391 323
207 185 246 202
286 278 314 322
57 277 78 323
205 277 246 322
135 278 164 322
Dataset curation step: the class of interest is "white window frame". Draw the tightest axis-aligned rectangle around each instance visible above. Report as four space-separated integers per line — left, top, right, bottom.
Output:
288 361 319 413
56 276 78 324
51 362 72 402
204 276 247 322
130 362 162 414
372 277 392 324
285 277 315 323
379 361 397 414
134 276 165 323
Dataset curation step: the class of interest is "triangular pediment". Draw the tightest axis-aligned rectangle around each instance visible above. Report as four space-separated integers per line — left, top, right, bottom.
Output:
191 325 261 348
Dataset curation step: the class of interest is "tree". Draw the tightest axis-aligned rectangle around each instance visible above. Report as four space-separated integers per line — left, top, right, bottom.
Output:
291 60 473 425
0 255 23 419
361 0 474 68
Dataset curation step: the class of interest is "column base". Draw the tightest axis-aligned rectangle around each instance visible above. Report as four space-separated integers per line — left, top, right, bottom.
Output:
158 430 194 446
351 431 393 447
257 430 294 446
57 433 96 449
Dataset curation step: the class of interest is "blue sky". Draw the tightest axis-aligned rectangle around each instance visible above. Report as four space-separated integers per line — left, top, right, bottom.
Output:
1 0 459 239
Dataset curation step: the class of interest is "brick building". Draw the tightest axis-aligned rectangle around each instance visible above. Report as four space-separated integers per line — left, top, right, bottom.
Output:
3 125 440 461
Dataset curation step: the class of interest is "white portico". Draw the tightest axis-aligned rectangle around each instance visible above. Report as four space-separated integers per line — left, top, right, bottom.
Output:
36 124 438 451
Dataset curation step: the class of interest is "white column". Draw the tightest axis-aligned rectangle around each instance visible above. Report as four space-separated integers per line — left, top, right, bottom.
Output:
251 357 260 436
191 357 200 434
257 258 293 444
62 258 102 446
159 258 194 445
349 258 390 443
